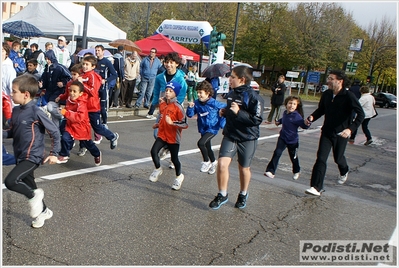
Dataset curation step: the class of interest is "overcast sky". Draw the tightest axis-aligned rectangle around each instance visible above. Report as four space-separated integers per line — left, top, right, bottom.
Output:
339 2 397 28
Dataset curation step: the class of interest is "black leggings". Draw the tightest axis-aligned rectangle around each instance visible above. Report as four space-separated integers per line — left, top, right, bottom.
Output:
150 137 181 176
197 132 216 162
4 160 47 210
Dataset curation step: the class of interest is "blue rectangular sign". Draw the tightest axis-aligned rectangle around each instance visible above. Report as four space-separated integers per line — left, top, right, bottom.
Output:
307 72 320 84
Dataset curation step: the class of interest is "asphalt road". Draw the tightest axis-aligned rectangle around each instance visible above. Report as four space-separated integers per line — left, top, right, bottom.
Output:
2 93 397 266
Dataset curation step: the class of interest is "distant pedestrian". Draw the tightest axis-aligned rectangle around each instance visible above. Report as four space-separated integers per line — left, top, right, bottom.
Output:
2 42 17 97
304 69 364 196
111 45 125 108
3 75 61 228
149 80 188 190
264 95 309 180
54 36 71 68
29 43 46 75
349 86 376 145
186 65 199 102
209 65 264 210
186 80 226 174
266 75 286 124
123 51 140 108
135 48 162 109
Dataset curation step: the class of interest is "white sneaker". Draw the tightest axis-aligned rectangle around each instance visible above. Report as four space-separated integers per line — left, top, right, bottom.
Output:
31 208 53 228
264 171 275 178
171 174 184 190
77 147 87 156
93 136 103 145
29 188 44 218
159 148 170 160
208 160 218 175
149 168 163 182
338 172 348 184
200 161 212 172
146 114 156 119
169 161 175 169
305 187 321 196
293 173 300 180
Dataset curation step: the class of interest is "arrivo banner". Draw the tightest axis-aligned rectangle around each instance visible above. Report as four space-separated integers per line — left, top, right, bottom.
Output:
156 20 213 45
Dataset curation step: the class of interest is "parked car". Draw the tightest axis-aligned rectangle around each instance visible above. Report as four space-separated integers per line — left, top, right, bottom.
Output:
373 92 397 108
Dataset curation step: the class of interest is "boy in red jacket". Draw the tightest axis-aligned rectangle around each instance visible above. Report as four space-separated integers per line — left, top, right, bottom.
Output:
56 81 102 166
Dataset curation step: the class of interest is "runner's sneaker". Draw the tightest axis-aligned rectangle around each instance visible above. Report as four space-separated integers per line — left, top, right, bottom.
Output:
337 171 348 184
209 193 228 210
171 174 185 190
29 188 44 218
305 187 321 196
110 132 119 150
149 167 163 182
146 114 156 119
93 136 103 145
169 161 175 169
31 208 53 228
293 173 300 180
57 156 69 164
200 161 212 173
159 148 169 160
94 151 102 166
208 160 218 175
264 171 275 178
77 148 87 156
235 193 248 209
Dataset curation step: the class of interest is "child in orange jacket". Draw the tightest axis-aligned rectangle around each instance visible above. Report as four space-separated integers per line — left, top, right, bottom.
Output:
149 80 188 191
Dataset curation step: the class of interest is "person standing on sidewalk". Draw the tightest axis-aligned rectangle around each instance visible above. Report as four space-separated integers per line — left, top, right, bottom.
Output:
135 48 162 109
266 75 286 124
3 75 61 228
122 51 140 108
209 65 264 210
304 69 364 196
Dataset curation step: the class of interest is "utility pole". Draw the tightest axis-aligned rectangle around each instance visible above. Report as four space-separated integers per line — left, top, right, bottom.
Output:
144 3 151 37
82 2 90 49
230 2 240 71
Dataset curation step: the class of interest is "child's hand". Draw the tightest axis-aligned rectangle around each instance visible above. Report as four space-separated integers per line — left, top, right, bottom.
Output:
60 109 67 115
230 102 240 114
55 97 60 103
165 115 173 125
43 155 58 164
152 123 159 129
77 77 83 83
159 97 164 104
57 81 63 88
188 102 194 108
305 115 313 126
219 108 225 117
274 120 280 126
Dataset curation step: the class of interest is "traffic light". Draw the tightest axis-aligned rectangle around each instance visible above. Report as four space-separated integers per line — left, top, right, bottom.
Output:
216 32 226 46
209 27 218 53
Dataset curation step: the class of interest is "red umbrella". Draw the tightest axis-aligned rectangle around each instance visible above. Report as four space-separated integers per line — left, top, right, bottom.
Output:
134 34 200 61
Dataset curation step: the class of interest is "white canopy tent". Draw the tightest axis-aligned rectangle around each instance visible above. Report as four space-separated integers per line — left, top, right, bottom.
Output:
4 2 126 51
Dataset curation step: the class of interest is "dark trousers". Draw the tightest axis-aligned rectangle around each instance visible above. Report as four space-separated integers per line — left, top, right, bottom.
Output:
350 118 372 141
267 104 282 122
89 111 115 141
150 137 181 176
266 137 300 174
60 129 100 158
123 79 137 106
197 132 216 162
310 134 349 191
99 88 108 124
4 160 47 212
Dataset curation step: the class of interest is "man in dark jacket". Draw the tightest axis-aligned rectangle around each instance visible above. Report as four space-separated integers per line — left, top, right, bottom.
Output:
266 75 286 123
304 69 365 196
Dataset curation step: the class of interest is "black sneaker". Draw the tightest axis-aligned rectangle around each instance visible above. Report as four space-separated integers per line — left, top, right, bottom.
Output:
110 132 119 150
209 193 228 210
234 193 248 209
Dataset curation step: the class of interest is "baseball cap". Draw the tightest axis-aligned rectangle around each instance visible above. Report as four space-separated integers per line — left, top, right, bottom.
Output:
165 81 181 97
58 36 67 42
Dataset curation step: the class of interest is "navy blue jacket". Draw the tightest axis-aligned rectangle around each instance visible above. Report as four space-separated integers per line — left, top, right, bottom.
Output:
223 85 264 142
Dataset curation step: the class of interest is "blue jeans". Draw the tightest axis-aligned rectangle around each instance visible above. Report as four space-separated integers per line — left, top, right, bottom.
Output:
136 78 155 107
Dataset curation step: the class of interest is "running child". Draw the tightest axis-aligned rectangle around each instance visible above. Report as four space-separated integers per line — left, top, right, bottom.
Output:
3 75 61 228
149 81 188 190
209 65 264 210
264 95 309 180
56 81 102 166
186 80 226 174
